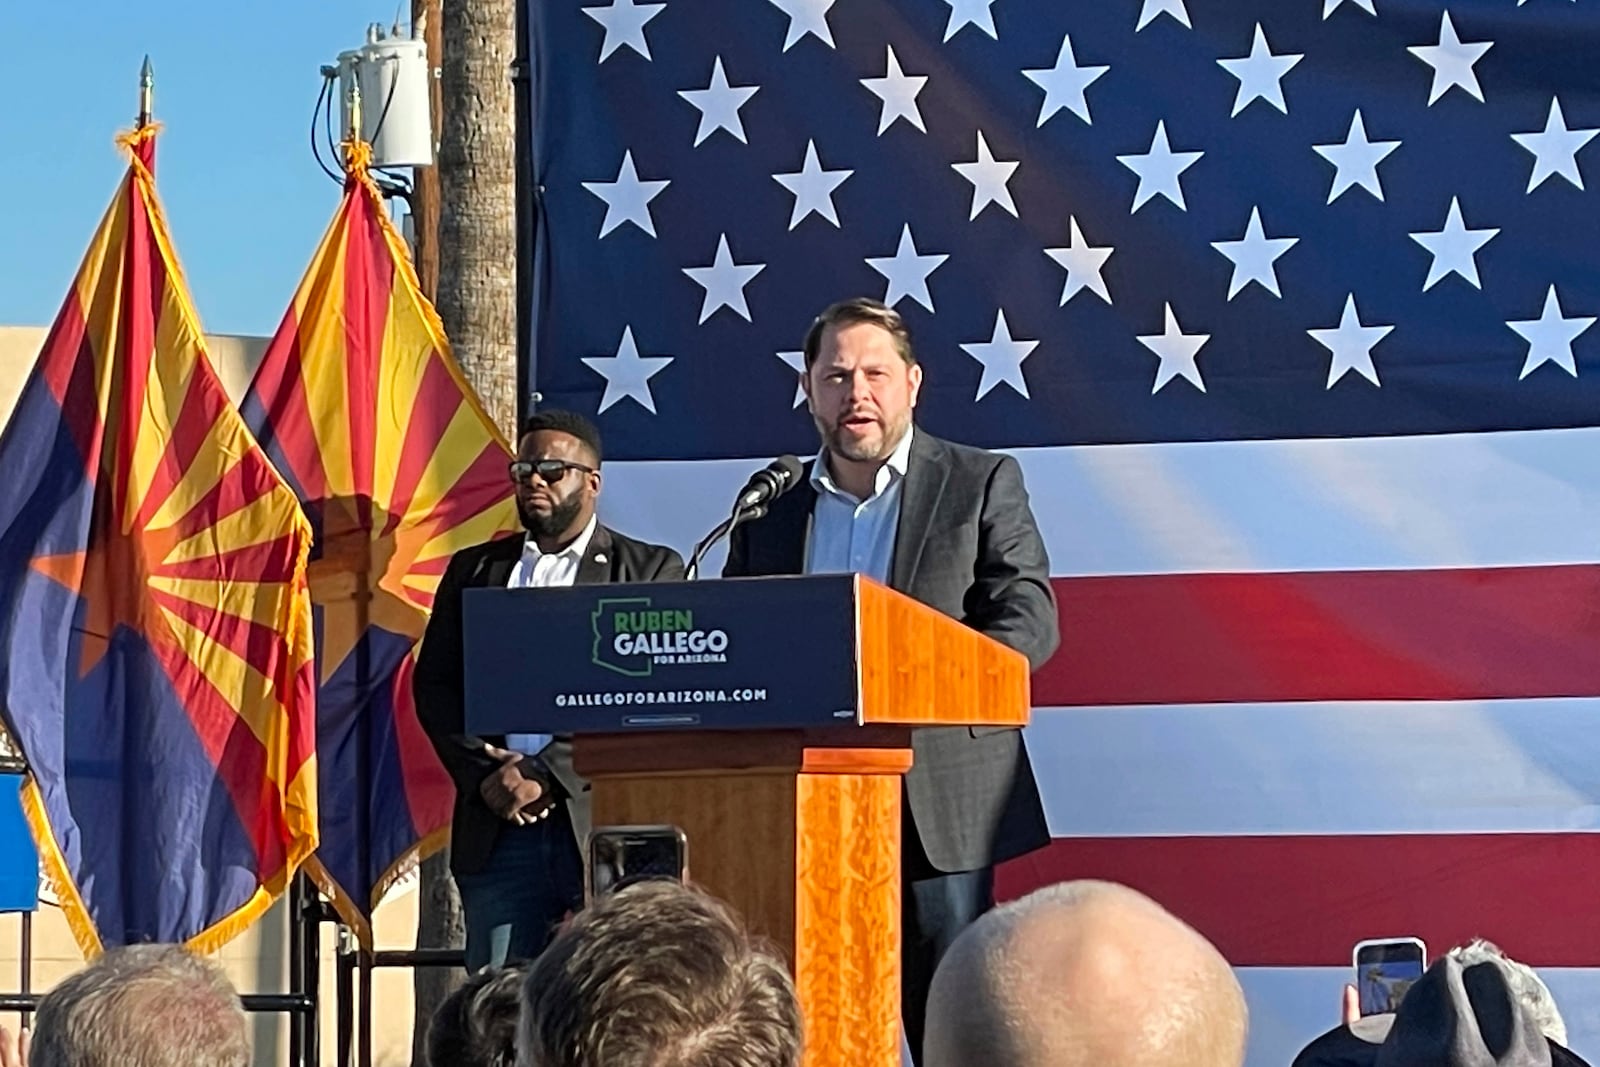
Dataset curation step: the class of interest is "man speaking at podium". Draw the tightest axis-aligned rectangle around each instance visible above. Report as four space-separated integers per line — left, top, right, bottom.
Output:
724 298 1058 1062
416 410 685 972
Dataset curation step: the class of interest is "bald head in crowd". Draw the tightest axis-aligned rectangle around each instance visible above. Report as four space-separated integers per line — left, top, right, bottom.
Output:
923 880 1248 1067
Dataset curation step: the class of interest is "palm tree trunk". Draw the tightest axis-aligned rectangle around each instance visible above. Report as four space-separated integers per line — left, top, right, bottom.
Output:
410 852 465 1067
435 0 520 434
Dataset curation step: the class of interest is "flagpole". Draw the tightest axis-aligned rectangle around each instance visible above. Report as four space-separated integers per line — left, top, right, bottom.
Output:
342 71 378 1067
137 56 153 130
345 74 363 164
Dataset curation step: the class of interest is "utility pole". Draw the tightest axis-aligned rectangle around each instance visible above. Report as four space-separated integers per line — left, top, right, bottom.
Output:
408 0 443 301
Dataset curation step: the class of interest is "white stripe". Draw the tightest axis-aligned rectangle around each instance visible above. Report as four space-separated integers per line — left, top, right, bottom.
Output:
1026 700 1600 837
1237 967 1600 1067
597 457 753 576
909 967 1600 1066
598 427 1600 576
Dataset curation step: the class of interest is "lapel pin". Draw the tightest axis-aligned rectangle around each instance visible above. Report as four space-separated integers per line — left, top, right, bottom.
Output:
594 553 608 564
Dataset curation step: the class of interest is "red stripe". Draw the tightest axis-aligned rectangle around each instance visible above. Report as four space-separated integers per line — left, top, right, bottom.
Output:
147 637 285 879
1034 565 1600 706
164 446 294 554
216 724 288 882
341 184 391 505
36 298 104 465
384 357 468 529
406 556 451 577
155 535 303 583
149 582 297 684
286 654 317 787
38 290 90 404
389 656 454 855
996 833 1600 968
111 170 162 506
136 369 224 531
134 130 156 174
250 307 331 501
399 442 520 549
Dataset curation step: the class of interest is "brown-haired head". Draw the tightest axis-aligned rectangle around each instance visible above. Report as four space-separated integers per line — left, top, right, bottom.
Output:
798 297 923 498
801 297 916 369
519 880 803 1067
428 963 527 1067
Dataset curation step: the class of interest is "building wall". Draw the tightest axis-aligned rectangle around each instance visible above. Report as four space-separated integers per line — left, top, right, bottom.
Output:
0 325 425 1067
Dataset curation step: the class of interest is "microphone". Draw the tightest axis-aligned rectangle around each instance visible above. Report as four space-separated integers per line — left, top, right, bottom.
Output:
685 455 803 580
734 455 803 513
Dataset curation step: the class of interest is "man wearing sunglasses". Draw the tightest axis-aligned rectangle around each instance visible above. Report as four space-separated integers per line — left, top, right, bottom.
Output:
415 409 685 971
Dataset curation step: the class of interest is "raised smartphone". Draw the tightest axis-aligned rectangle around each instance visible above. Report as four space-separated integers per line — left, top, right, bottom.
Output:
1354 936 1427 1016
586 824 688 900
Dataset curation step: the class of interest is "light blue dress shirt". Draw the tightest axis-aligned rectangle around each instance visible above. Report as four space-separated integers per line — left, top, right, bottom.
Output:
804 425 914 582
503 513 598 756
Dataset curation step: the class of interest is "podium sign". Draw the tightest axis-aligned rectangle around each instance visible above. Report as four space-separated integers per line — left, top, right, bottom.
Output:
462 575 862 735
460 572 1033 1066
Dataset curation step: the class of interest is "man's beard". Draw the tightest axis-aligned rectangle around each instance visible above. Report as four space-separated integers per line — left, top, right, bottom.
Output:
818 408 911 463
518 494 584 540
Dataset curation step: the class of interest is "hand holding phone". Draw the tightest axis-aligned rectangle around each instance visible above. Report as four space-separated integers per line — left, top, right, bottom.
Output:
1354 937 1426 1016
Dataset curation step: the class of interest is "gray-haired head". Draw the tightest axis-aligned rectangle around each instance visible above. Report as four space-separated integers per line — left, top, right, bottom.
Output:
31 943 248 1067
924 880 1248 1067
1447 939 1566 1048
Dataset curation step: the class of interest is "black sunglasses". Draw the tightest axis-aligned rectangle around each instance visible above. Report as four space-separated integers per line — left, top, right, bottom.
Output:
509 459 596 485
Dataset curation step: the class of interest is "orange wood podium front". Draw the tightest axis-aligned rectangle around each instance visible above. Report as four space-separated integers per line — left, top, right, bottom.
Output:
571 577 1031 1067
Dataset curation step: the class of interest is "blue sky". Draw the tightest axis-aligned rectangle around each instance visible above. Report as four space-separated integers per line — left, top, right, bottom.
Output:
5 1 404 336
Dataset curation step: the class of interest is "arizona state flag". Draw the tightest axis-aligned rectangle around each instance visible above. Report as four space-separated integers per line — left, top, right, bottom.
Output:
0 127 318 955
242 144 519 938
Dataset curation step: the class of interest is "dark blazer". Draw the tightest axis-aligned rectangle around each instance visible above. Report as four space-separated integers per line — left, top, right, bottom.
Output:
414 523 686 877
725 429 1056 873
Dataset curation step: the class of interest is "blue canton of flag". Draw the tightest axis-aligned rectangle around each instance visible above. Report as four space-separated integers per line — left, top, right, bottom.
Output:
525 0 1599 459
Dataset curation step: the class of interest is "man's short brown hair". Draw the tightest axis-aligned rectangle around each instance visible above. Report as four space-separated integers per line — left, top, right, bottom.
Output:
802 297 917 368
520 880 803 1067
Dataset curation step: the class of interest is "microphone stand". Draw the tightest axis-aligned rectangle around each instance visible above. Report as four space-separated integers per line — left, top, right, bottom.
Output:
686 502 766 580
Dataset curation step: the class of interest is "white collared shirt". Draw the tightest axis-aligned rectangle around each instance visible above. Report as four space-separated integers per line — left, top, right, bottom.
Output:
503 513 598 755
804 424 914 583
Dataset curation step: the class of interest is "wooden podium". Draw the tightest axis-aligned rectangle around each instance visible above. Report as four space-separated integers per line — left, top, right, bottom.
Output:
462 574 1032 1067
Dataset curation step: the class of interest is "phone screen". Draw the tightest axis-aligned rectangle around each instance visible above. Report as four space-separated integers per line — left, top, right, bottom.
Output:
1355 940 1426 1016
587 825 687 899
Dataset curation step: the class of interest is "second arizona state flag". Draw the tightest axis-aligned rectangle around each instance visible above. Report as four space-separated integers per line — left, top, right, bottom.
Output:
243 142 521 938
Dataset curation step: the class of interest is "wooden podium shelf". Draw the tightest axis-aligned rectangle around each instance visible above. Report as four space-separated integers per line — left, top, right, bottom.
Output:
578 729 911 1067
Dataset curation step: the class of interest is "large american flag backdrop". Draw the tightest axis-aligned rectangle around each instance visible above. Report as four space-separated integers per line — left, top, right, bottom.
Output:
519 0 1600 1060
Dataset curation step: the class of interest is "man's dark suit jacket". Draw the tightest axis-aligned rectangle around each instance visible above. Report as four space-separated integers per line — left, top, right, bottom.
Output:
725 429 1056 873
414 524 686 877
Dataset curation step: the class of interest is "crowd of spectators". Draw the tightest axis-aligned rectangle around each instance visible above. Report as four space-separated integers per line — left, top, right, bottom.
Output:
0 878 1581 1067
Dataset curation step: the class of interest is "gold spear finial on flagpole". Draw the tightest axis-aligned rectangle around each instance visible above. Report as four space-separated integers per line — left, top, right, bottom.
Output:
342 72 370 172
137 56 154 128
346 74 363 145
